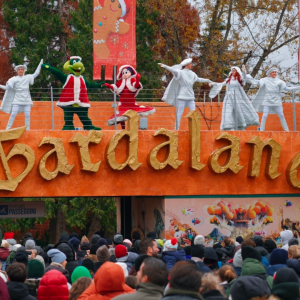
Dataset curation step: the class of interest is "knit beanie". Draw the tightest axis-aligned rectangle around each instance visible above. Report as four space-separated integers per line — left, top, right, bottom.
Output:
96 245 110 262
252 235 264 247
194 235 205 245
230 275 271 300
203 247 218 265
236 236 244 244
288 238 299 246
71 266 92 284
47 249 66 264
164 238 178 251
113 234 124 245
264 239 277 254
4 232 14 240
134 254 148 272
90 244 100 255
28 259 45 278
13 244 22 252
25 239 36 250
58 231 69 243
97 238 108 248
269 248 288 265
241 246 262 262
233 249 243 268
146 231 157 239
191 245 205 259
274 267 299 284
105 238 113 246
115 244 128 258
38 270 69 300
91 234 101 245
69 237 80 251
82 258 95 273
123 239 132 247
15 248 30 266
69 232 80 240
80 242 91 250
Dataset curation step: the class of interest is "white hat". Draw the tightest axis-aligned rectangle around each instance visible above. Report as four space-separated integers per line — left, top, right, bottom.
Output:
180 58 192 68
14 65 27 72
230 66 243 77
115 262 128 277
267 68 278 76
118 0 127 17
194 235 205 245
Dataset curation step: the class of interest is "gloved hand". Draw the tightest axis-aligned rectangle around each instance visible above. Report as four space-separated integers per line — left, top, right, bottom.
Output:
242 65 247 74
158 63 166 68
42 63 51 69
103 83 113 89
209 82 217 87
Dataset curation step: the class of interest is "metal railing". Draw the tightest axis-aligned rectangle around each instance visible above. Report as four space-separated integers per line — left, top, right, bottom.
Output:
0 87 299 131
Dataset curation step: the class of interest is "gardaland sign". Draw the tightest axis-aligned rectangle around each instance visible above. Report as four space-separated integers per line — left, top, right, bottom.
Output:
0 110 299 197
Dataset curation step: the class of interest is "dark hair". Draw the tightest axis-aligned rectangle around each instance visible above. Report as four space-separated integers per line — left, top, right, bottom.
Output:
241 239 256 247
218 265 236 283
69 277 92 300
125 275 137 289
6 263 27 282
142 257 168 287
169 261 202 291
223 237 231 247
139 238 155 255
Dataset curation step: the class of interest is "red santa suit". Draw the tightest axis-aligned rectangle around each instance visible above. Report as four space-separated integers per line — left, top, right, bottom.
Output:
57 75 90 107
107 65 155 126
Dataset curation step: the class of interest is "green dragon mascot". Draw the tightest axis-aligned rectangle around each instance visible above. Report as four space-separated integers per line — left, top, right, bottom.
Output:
42 56 103 130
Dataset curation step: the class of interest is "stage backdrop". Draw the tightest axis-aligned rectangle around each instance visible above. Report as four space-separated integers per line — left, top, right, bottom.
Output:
93 0 136 80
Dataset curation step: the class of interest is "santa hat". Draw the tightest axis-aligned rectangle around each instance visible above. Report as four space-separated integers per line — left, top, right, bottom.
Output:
4 232 14 240
118 0 127 17
164 238 178 251
116 65 137 80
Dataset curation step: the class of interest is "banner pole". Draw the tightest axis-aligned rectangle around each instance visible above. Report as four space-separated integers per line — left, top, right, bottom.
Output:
113 66 117 130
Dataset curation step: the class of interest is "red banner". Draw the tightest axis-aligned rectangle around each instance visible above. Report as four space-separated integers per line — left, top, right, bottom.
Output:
93 0 136 80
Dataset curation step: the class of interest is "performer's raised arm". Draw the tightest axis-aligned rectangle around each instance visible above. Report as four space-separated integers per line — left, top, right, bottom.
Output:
158 63 180 77
242 65 260 85
33 59 43 79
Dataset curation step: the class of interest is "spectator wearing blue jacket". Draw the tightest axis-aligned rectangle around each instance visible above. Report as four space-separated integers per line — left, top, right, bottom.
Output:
162 238 186 271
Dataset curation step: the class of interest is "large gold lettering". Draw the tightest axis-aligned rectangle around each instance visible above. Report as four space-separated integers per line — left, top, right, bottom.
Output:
70 130 103 172
185 111 205 171
246 136 281 179
208 132 243 174
147 128 183 170
0 127 35 191
286 152 300 188
106 110 142 170
39 137 74 180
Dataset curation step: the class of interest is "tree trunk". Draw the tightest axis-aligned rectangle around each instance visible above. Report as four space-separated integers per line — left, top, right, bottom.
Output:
49 207 66 244
87 214 102 238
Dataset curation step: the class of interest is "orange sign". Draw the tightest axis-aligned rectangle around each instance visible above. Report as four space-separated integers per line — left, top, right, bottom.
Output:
93 0 136 80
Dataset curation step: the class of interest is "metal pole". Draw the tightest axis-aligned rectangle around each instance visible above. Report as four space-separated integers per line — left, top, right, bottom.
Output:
113 66 117 130
175 88 178 130
234 89 238 130
204 92 206 106
50 86 54 130
218 93 220 107
292 90 297 131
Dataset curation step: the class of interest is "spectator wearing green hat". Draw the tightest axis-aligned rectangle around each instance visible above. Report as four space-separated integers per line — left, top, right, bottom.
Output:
71 266 92 284
26 259 45 297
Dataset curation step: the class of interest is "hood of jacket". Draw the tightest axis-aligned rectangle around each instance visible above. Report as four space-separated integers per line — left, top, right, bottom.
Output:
287 259 300 276
280 230 293 245
241 258 267 276
94 262 133 294
7 281 31 300
54 241 75 262
116 251 138 263
6 239 17 251
272 282 300 300
136 282 165 296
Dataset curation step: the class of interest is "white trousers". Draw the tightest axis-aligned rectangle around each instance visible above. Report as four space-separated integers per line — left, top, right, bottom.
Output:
176 100 195 130
260 105 289 131
6 104 31 130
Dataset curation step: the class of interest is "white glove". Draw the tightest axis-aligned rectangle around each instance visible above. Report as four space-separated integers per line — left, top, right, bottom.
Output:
209 82 217 87
242 65 247 74
33 59 43 77
158 63 166 68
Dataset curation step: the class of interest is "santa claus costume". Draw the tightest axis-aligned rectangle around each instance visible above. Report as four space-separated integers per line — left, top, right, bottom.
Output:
105 65 155 128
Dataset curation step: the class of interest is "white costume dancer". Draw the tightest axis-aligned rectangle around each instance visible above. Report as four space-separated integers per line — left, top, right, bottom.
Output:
159 58 212 130
0 59 43 130
209 66 259 130
243 66 300 131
